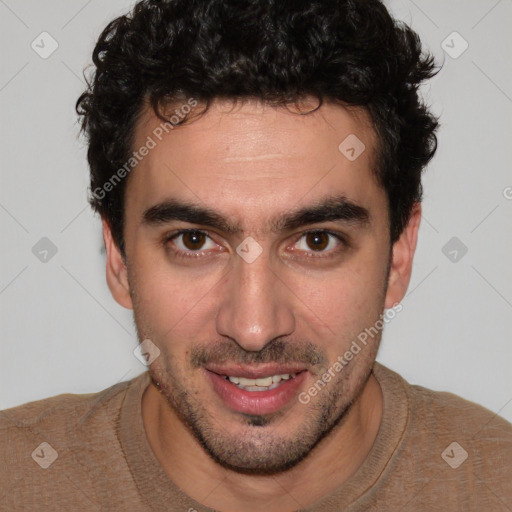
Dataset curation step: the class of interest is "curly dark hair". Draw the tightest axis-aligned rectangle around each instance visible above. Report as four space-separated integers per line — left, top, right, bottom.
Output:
76 0 439 256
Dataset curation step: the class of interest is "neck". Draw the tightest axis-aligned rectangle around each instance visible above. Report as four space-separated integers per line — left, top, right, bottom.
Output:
142 372 383 512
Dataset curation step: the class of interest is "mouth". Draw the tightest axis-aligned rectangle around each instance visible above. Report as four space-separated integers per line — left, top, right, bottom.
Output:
204 366 309 416
222 372 299 391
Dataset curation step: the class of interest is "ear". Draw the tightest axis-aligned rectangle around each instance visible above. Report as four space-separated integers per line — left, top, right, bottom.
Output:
102 219 133 310
384 203 422 309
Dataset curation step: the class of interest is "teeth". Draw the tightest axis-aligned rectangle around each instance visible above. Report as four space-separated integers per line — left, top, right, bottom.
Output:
243 385 266 392
239 377 256 387
226 373 297 391
255 376 273 386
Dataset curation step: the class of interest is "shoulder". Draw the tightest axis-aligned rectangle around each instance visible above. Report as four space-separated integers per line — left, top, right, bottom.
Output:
374 362 512 504
407 376 512 442
0 372 148 468
374 362 512 438
0 372 150 507
1 376 132 432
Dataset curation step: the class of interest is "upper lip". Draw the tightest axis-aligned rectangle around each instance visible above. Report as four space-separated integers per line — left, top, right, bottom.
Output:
205 363 308 379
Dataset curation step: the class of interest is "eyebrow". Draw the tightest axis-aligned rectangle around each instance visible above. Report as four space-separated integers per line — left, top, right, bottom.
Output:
142 195 370 234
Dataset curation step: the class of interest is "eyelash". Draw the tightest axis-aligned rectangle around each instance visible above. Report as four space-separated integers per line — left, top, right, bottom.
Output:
163 228 349 260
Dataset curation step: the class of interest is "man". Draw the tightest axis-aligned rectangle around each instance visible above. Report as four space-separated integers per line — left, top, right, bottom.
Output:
1 0 511 510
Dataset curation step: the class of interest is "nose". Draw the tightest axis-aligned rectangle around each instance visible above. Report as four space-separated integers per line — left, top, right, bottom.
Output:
215 248 295 352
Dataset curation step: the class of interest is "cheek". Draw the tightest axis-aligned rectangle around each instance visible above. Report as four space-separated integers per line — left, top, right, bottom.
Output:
130 249 225 340
316 279 384 346
293 250 387 326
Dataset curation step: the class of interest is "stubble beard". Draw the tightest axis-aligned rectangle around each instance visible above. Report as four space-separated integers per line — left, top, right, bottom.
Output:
143 339 379 475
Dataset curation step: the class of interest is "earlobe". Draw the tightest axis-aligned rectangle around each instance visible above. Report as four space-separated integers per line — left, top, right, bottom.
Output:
102 219 133 310
384 203 422 309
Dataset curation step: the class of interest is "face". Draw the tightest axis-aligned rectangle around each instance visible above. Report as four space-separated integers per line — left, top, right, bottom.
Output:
104 98 418 474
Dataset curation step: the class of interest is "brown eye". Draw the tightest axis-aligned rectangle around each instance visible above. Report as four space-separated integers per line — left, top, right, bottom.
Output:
181 231 207 250
305 232 329 251
165 229 219 259
292 230 346 257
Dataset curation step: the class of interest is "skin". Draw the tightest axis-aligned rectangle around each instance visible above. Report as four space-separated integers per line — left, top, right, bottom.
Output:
103 98 421 511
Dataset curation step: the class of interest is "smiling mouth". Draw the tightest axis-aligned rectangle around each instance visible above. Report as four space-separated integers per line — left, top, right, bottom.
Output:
220 372 300 391
205 368 309 415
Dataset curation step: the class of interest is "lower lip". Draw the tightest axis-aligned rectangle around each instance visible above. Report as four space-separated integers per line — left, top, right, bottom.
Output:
205 369 308 416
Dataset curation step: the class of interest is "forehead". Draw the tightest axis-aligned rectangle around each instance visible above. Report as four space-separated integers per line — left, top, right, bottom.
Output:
126 98 385 231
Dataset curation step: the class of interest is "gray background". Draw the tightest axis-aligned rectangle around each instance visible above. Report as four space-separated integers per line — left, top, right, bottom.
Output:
0 0 511 423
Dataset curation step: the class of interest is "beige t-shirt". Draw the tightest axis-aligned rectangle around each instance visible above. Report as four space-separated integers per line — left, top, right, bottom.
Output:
1 362 511 511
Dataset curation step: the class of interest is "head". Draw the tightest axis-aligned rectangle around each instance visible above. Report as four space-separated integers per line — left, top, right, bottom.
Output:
77 0 438 474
